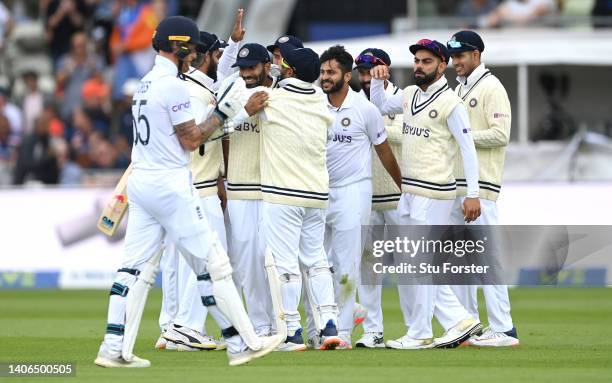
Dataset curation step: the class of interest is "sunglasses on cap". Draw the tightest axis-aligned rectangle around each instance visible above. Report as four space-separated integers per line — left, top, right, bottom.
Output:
447 40 478 51
415 39 446 61
355 54 387 67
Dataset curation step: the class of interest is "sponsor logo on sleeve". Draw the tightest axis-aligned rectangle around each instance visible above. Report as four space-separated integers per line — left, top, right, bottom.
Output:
172 101 190 112
493 112 509 119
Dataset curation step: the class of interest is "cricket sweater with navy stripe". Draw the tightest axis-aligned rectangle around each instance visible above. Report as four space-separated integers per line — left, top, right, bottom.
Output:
371 76 480 200
453 63 511 201
260 78 334 209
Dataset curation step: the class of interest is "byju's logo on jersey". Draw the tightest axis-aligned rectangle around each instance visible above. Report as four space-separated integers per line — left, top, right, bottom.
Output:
172 101 190 112
402 122 430 138
332 134 352 143
236 122 260 133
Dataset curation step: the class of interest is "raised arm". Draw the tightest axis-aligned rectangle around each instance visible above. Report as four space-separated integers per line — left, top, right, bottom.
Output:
369 65 403 115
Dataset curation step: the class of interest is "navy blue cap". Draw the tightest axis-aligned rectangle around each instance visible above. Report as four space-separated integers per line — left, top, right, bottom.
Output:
215 38 229 50
447 30 485 54
266 35 304 53
197 31 218 53
232 43 270 68
409 39 449 64
355 48 391 69
153 16 201 52
280 46 320 83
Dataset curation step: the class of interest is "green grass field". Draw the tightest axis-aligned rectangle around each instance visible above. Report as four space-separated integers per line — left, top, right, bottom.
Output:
1 288 611 383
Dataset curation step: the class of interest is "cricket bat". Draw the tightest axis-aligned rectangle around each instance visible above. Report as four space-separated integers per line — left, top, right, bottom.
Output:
97 164 133 236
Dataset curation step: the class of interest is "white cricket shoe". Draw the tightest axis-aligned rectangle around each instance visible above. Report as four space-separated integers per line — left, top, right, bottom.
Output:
434 318 482 349
162 324 217 350
386 334 434 350
276 329 307 352
166 340 203 351
355 332 385 348
353 303 367 328
466 327 519 347
94 343 150 368
227 334 284 366
215 337 227 351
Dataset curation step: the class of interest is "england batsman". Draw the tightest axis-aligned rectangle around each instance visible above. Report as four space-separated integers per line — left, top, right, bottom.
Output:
94 16 281 368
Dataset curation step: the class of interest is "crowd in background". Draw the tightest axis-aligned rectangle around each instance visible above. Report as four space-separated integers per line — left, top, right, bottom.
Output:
0 0 611 186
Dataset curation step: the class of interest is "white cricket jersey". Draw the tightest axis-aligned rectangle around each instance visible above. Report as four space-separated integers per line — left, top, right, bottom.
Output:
326 88 387 188
130 56 196 170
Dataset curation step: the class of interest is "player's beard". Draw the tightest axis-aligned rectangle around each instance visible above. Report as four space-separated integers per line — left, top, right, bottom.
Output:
360 81 371 98
321 78 344 94
206 59 218 81
242 69 266 89
414 69 437 86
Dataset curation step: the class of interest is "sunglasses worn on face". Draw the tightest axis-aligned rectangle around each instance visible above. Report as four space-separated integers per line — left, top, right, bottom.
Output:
355 54 387 67
281 57 293 69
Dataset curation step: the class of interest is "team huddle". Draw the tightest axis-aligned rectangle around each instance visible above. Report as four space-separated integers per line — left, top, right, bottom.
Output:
94 9 517 368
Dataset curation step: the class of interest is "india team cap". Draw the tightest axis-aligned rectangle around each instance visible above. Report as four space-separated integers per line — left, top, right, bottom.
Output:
266 35 304 53
409 39 449 64
354 48 391 70
232 43 271 68
280 46 321 83
447 30 485 54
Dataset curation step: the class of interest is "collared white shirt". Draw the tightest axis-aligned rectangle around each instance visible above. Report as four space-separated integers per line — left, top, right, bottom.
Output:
326 88 387 188
131 55 195 170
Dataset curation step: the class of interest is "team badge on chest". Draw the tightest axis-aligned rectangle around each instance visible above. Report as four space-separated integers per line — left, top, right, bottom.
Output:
341 117 351 127
469 98 478 107
429 109 438 119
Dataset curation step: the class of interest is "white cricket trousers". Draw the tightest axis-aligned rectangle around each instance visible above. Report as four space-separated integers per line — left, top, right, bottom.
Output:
449 197 514 332
159 194 228 333
227 199 274 335
397 193 472 339
261 201 337 333
324 179 372 336
358 208 412 333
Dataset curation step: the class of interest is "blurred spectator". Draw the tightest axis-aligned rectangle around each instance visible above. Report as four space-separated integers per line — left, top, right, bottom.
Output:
53 136 82 184
20 71 46 136
456 0 500 27
592 0 612 28
0 113 14 185
70 107 95 167
13 108 60 184
483 0 558 27
0 87 23 146
81 76 111 136
0 0 13 54
44 0 92 68
90 134 118 168
110 0 165 101
56 31 104 122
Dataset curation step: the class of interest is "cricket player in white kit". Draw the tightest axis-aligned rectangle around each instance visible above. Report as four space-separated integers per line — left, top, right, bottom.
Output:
94 16 281 368
352 48 410 348
446 31 518 347
306 45 401 348
156 10 247 351
224 43 279 337
157 29 235 352
370 39 482 349
258 46 344 351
